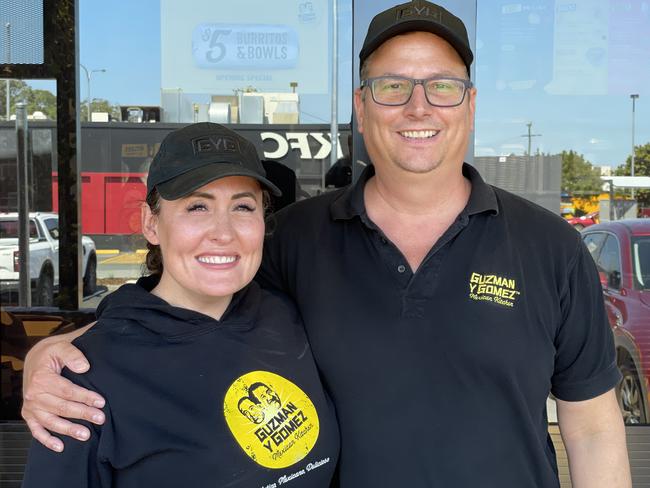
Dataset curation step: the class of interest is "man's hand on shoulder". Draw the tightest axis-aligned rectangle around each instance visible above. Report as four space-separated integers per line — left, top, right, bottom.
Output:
22 323 105 452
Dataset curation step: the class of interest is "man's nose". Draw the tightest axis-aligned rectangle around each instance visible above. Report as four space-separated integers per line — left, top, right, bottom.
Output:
404 83 433 116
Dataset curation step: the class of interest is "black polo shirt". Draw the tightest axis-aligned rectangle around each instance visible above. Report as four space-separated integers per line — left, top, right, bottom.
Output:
258 163 621 488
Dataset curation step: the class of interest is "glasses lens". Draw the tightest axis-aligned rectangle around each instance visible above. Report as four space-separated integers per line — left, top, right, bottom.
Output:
371 77 413 105
424 79 466 106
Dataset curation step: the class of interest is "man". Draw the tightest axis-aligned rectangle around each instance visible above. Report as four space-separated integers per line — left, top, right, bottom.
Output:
21 1 630 486
249 382 282 409
238 397 266 425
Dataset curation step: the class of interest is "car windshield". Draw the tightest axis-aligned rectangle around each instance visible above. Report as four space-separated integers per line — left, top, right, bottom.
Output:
632 236 650 290
0 220 38 239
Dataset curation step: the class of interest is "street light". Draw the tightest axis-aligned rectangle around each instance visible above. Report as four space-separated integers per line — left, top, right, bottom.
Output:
631 94 639 199
5 23 11 121
80 63 107 121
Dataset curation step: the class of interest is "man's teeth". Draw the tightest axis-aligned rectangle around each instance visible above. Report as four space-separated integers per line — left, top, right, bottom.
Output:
400 130 437 139
197 255 237 264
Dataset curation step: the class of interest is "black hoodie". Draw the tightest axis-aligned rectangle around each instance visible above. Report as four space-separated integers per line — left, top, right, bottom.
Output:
23 275 339 488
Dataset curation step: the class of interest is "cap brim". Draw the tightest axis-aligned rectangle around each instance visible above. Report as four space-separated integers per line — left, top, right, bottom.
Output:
155 163 282 199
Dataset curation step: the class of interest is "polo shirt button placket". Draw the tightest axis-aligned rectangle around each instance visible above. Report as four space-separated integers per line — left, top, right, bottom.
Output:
397 264 406 273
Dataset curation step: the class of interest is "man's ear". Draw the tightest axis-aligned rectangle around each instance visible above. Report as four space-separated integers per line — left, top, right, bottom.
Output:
468 86 477 132
141 203 160 245
353 88 365 134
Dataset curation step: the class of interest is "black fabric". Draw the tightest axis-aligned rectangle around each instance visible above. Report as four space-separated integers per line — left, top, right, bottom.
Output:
263 159 297 211
258 163 620 488
359 0 473 74
22 278 338 488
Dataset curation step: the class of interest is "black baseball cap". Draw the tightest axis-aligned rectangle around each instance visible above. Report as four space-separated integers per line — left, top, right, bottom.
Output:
359 0 473 75
147 122 281 199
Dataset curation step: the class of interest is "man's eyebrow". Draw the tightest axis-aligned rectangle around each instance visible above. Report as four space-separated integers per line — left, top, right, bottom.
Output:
380 70 462 78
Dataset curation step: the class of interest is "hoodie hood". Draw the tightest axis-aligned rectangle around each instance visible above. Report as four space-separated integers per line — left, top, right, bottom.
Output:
96 274 260 340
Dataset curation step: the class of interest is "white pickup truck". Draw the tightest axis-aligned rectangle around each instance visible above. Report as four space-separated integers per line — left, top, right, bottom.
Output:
0 212 97 305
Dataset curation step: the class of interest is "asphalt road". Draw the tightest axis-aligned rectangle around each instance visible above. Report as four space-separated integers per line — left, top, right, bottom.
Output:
77 252 146 308
97 252 147 280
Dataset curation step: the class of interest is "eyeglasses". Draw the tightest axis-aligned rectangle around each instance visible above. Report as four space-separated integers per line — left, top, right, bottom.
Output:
361 76 473 107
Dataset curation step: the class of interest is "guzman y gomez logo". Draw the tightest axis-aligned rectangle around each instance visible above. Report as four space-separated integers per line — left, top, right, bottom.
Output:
468 272 521 308
224 371 319 469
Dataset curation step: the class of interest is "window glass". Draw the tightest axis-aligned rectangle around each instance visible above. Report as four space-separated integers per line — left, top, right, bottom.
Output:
598 234 622 289
476 2 650 215
582 232 607 260
632 237 650 290
0 219 38 238
64 0 354 310
43 217 59 239
0 79 56 309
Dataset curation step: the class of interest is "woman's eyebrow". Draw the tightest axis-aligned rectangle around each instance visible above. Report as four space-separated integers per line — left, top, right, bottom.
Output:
187 191 215 199
232 191 258 201
184 191 258 200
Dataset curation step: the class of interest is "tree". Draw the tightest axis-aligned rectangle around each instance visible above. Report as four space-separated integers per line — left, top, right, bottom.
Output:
26 89 57 119
80 98 121 122
615 142 650 207
0 80 56 120
561 150 602 196
1 81 119 121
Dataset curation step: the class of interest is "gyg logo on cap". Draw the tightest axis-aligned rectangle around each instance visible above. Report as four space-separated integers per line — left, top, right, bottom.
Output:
395 2 443 21
192 135 240 156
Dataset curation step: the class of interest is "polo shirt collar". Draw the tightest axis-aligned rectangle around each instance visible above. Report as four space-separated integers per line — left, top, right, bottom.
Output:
330 162 499 221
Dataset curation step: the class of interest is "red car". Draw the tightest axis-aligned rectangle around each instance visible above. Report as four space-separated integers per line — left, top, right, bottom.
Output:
567 211 599 230
581 220 650 423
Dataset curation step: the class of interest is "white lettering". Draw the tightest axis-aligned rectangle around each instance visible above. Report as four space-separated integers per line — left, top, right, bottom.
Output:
309 132 331 159
278 469 306 484
306 457 330 471
310 132 344 160
286 132 312 159
261 132 289 159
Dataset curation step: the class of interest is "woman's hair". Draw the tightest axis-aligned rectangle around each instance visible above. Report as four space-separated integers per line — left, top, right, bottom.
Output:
143 185 271 276
144 188 164 275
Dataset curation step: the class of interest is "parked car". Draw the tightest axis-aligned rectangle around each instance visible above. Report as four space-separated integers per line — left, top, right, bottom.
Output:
0 213 97 305
567 211 599 231
581 220 650 424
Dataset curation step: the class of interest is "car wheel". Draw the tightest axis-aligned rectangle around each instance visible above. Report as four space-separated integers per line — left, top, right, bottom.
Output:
34 270 54 306
83 254 97 296
573 223 584 231
617 362 647 424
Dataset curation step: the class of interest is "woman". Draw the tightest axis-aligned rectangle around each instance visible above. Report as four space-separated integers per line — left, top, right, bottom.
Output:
22 123 339 487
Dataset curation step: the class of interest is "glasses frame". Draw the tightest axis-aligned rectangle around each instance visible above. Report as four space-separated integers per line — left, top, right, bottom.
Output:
361 75 473 107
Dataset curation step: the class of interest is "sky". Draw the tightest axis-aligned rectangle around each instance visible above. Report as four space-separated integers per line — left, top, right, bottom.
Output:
16 0 650 168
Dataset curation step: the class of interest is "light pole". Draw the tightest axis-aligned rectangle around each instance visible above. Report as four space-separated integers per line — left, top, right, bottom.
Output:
5 22 11 121
80 63 106 121
631 94 639 199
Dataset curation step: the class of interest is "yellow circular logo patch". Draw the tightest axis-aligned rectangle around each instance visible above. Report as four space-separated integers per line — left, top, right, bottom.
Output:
223 371 320 469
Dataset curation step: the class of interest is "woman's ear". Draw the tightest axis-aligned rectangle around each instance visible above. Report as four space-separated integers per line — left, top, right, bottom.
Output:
141 203 160 245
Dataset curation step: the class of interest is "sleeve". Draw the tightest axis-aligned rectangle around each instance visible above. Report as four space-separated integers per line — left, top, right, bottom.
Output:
550 240 622 401
21 369 113 488
256 211 292 295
